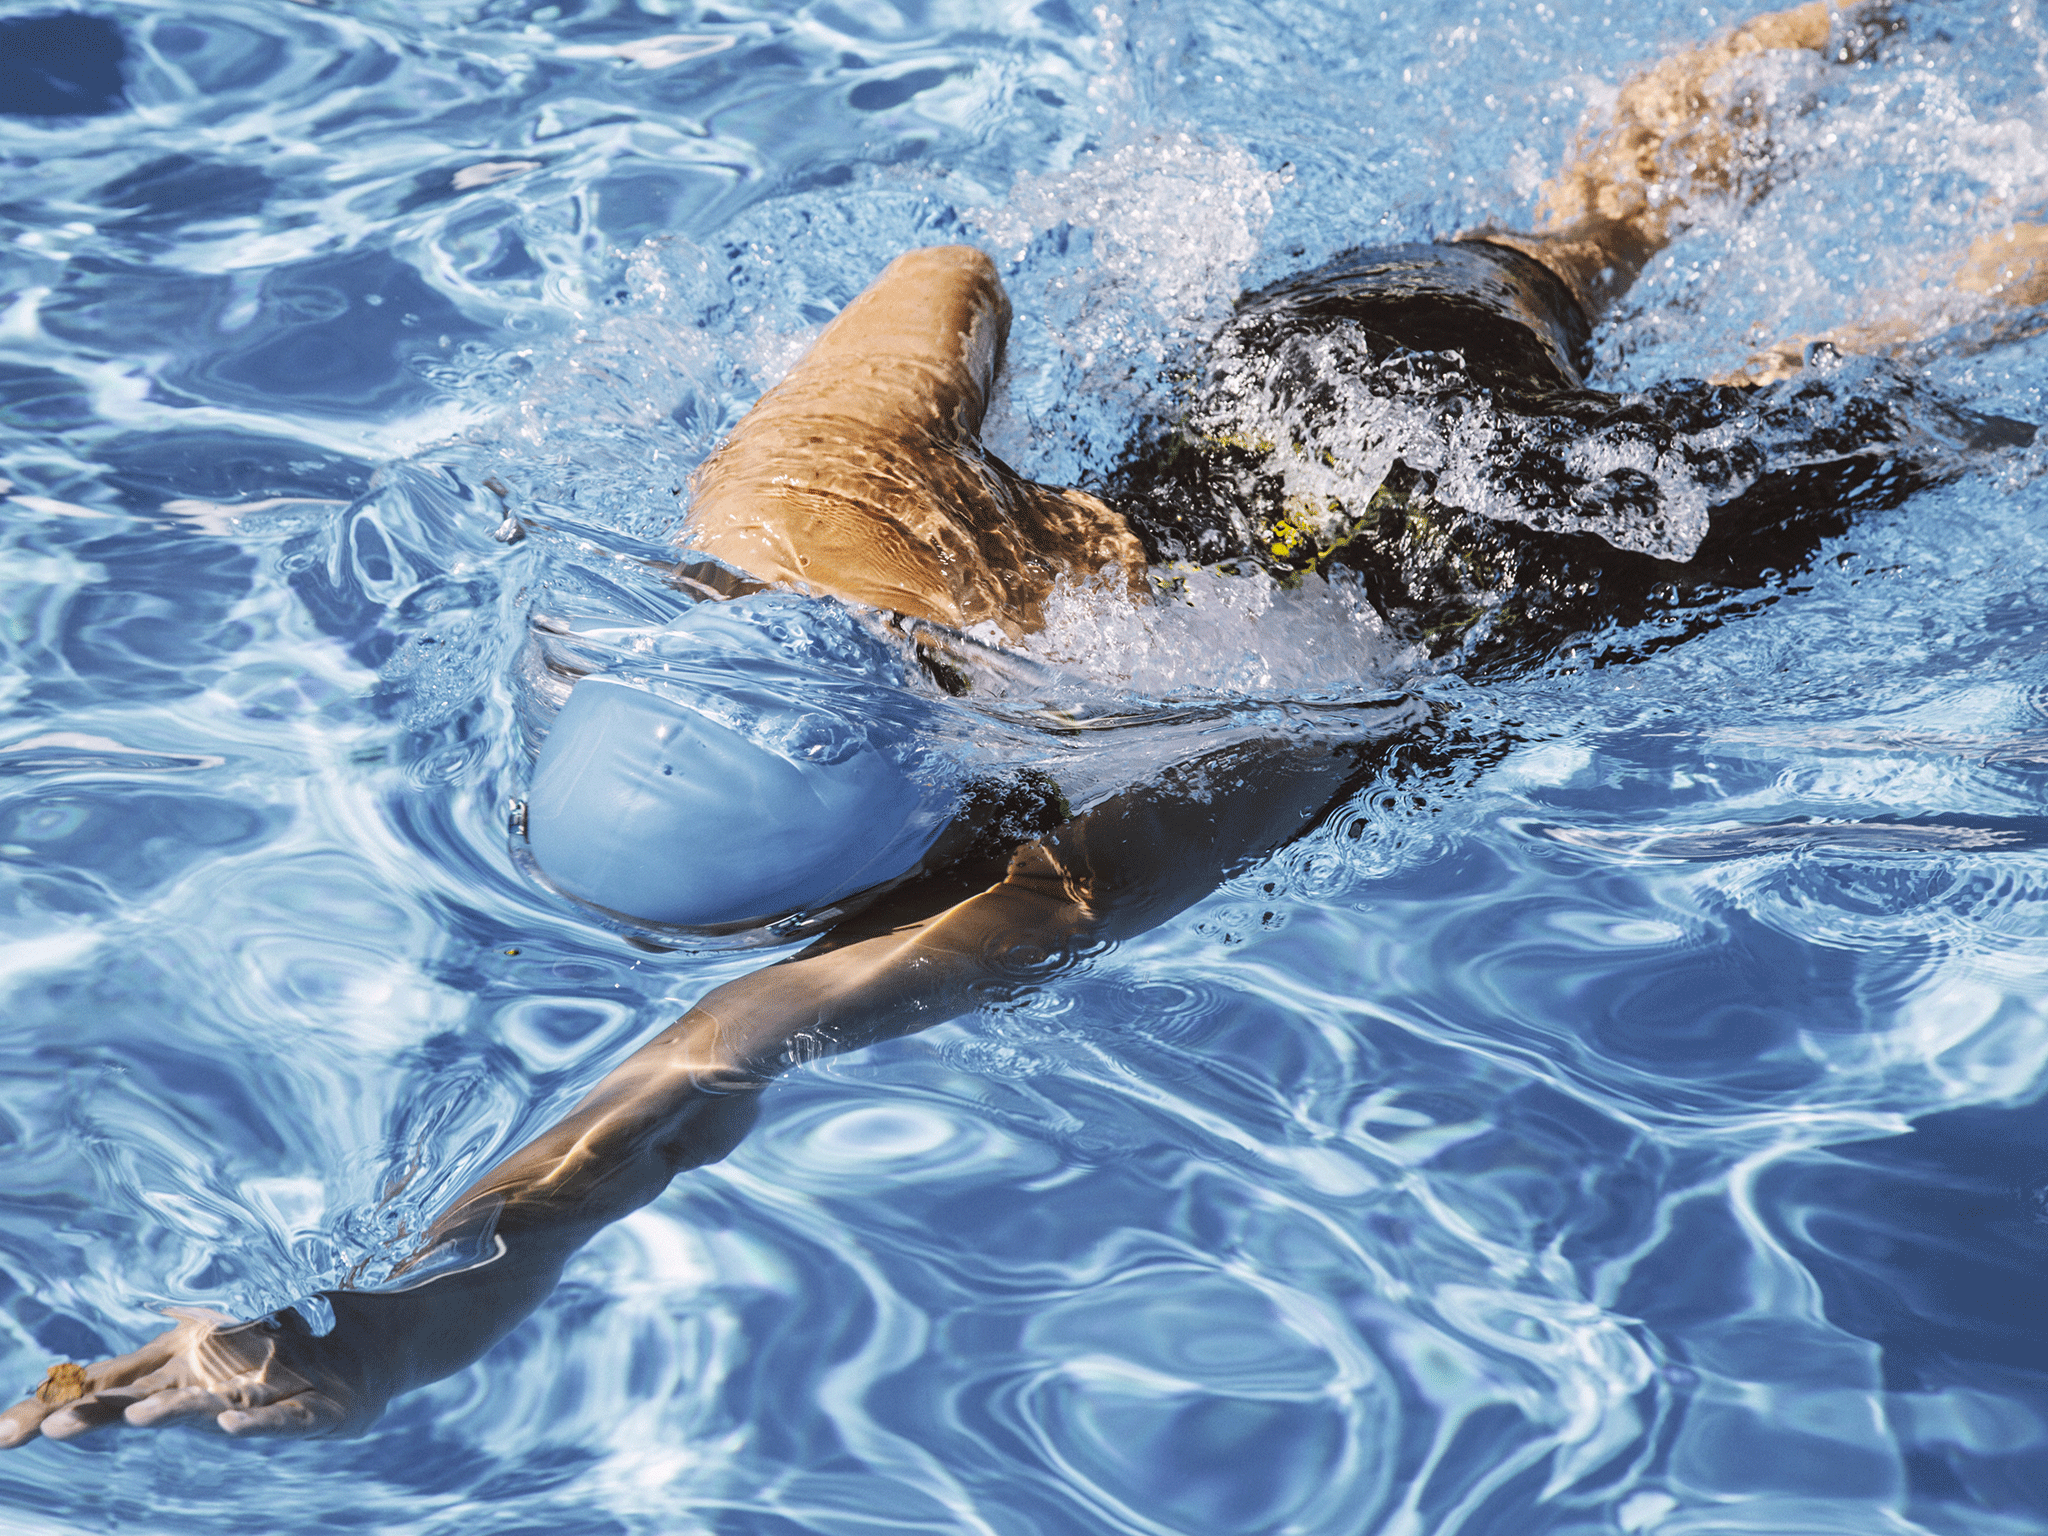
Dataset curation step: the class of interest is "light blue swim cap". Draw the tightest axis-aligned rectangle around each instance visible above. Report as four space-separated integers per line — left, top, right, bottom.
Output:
523 597 956 932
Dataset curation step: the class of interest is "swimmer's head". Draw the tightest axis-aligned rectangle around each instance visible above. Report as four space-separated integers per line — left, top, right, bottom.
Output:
521 598 955 933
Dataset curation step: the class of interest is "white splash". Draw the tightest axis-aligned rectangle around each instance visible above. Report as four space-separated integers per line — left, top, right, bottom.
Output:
988 562 1417 699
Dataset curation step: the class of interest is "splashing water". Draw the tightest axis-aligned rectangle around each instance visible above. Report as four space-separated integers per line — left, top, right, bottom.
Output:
5 0 2048 1533
988 563 1417 699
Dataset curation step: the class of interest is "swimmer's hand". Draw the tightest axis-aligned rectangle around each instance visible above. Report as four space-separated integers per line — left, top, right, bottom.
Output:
0 1304 383 1445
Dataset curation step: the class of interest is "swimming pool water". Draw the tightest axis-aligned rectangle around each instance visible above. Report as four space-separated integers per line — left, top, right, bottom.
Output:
5 0 2048 1531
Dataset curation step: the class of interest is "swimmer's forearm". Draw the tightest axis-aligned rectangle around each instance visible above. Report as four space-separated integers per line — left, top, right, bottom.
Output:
414 913 1044 1225
313 967 944 1385
288 1025 773 1399
307 1250 574 1401
387 885 1068 1256
0 932 1008 1447
334 933 999 1374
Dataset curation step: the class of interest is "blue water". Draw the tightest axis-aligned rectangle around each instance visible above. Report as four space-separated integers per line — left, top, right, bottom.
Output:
5 0 2048 1530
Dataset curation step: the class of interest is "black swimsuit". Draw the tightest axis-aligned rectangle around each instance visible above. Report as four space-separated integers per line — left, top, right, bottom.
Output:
1109 241 2034 676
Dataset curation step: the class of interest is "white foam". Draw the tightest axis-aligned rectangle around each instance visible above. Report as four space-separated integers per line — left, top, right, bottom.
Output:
974 134 1288 485
992 562 1417 699
975 134 1281 333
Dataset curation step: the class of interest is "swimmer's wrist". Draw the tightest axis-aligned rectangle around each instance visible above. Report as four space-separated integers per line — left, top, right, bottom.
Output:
255 1294 337 1338
312 1262 566 1399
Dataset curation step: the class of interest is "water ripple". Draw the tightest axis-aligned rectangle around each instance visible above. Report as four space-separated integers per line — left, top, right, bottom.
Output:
5 0 2048 1531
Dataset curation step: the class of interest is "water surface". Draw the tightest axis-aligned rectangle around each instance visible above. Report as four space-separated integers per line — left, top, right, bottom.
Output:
4 0 2048 1531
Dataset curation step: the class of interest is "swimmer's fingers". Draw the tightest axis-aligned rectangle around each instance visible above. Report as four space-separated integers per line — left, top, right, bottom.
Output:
123 1380 344 1438
2 1373 157 1446
36 1388 155 1442
0 1390 93 1446
218 1392 345 1438
0 1310 219 1448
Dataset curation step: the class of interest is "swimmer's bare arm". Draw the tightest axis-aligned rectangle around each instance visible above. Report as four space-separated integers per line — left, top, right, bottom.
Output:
0 737 1362 1446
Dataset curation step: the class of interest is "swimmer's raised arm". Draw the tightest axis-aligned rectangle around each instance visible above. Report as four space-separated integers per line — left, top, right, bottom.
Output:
0 735 1365 1447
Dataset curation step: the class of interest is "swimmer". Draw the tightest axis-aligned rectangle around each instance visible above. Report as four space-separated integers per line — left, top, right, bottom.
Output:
5 0 2039 1444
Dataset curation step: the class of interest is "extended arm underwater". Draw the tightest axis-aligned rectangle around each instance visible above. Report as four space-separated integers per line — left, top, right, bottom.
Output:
0 735 1369 1444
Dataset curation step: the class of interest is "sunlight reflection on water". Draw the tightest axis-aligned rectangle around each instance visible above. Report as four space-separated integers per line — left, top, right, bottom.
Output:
3 0 2048 1531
